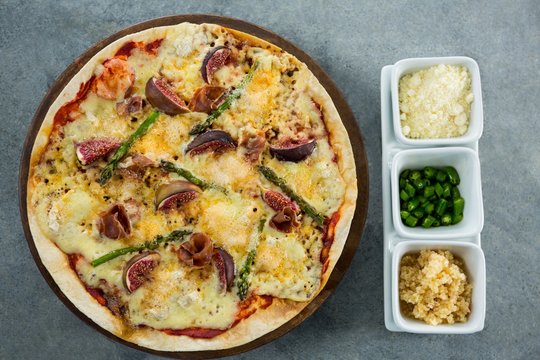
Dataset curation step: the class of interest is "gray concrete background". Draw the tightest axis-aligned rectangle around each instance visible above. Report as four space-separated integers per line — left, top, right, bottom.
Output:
1 0 539 359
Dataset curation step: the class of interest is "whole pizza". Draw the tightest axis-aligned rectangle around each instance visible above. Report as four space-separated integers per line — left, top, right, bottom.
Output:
26 22 357 351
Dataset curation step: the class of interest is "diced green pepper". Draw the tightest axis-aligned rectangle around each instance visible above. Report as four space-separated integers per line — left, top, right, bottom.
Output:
445 166 460 185
435 199 448 216
423 166 437 179
453 197 465 216
422 215 436 228
413 178 426 190
424 186 435 198
436 170 447 182
452 213 464 224
400 189 410 201
441 213 453 226
451 186 461 199
405 183 416 197
442 183 452 198
409 170 422 181
400 169 410 179
399 178 407 189
412 209 425 219
405 215 419 227
435 182 444 197
407 197 420 212
423 202 435 215
400 210 410 220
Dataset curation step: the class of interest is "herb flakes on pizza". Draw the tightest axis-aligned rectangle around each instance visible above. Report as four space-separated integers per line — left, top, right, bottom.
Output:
26 22 357 351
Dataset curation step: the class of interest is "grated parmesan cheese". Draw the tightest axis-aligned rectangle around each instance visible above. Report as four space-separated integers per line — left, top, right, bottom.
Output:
399 64 473 139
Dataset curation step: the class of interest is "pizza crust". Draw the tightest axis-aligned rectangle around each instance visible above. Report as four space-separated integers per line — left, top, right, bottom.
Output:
27 22 357 352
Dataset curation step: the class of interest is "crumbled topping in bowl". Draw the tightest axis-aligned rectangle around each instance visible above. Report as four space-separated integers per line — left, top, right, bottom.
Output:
399 249 472 325
399 64 473 139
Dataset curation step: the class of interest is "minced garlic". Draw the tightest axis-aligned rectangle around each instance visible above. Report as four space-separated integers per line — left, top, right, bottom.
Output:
399 250 472 325
399 64 473 139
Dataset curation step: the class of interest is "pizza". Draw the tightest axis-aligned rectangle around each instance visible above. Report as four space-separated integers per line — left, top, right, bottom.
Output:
26 22 357 351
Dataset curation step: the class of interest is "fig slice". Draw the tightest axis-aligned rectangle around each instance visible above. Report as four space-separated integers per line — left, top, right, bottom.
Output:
122 251 161 293
263 190 299 213
269 139 316 162
155 180 200 212
201 46 232 83
145 77 190 115
186 130 236 156
75 138 120 166
212 247 235 293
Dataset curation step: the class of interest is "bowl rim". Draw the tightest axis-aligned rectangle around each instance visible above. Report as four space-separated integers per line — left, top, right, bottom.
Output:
391 56 484 146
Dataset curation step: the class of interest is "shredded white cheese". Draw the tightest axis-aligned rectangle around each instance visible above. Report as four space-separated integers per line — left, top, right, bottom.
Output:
399 64 473 139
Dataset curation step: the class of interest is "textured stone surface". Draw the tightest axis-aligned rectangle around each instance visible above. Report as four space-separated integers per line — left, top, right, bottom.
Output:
1 0 539 359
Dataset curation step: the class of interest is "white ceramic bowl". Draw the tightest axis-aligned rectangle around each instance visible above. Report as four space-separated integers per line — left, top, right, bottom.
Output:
392 240 486 334
391 147 484 239
391 56 483 146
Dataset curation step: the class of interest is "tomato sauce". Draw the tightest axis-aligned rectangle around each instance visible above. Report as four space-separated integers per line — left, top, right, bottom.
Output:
114 39 163 57
67 253 109 307
320 211 340 274
51 75 95 134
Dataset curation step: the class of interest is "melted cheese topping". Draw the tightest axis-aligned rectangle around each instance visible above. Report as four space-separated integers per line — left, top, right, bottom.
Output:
30 23 347 332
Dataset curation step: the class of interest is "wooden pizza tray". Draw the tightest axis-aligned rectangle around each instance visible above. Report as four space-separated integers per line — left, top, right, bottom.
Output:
18 14 369 359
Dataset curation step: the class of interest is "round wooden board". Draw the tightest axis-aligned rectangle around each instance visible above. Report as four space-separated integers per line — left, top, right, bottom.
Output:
18 14 369 359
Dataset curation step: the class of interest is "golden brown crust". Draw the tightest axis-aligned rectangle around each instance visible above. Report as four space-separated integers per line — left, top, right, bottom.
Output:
27 23 357 352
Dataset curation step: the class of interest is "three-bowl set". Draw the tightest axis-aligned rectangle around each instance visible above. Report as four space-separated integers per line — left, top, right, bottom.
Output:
381 56 486 334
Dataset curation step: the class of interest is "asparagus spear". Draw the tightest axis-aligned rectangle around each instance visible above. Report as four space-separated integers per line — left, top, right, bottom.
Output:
189 61 260 135
236 218 266 300
99 110 160 185
236 249 256 300
90 229 191 267
160 160 227 193
257 165 326 226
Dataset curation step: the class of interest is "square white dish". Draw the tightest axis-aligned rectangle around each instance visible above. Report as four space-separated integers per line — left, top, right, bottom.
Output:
391 147 484 239
391 240 486 334
391 56 483 146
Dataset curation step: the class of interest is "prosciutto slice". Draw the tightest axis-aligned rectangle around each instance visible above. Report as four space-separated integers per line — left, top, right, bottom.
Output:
177 233 213 267
188 86 226 113
270 207 300 233
97 204 131 239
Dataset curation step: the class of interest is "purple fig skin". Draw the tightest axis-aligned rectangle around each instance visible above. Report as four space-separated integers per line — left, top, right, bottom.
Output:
213 247 235 292
201 46 231 83
186 130 236 155
154 180 200 211
122 251 160 293
145 77 190 115
157 191 199 212
75 138 120 165
269 139 316 162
